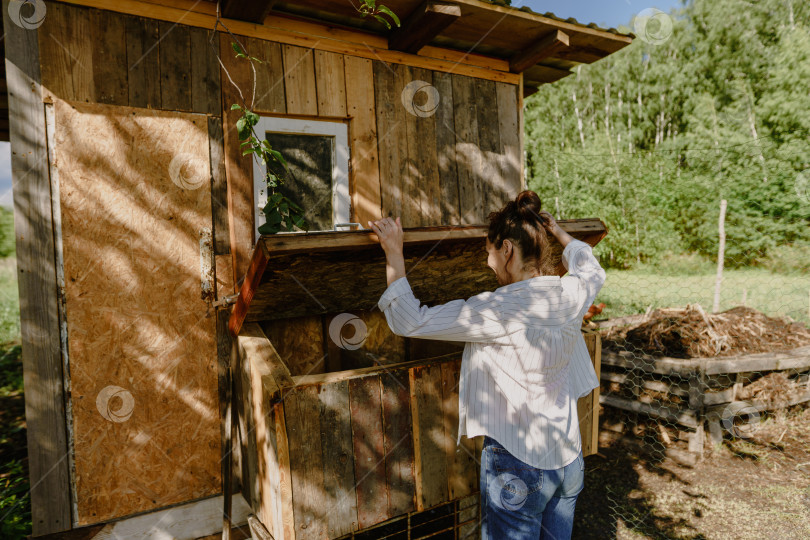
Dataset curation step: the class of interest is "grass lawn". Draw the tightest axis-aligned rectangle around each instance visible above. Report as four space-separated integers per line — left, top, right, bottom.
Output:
597 268 810 326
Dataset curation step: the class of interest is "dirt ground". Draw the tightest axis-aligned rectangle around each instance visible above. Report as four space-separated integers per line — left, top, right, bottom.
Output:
574 404 810 539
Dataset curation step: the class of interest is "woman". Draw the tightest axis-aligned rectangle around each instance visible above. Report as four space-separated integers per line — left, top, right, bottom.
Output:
367 190 606 539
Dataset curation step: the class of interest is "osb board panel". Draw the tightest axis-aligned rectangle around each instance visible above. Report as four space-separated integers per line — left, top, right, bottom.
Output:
54 99 220 524
259 316 325 377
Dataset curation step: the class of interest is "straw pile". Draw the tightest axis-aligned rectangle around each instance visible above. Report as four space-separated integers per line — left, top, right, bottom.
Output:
600 304 810 359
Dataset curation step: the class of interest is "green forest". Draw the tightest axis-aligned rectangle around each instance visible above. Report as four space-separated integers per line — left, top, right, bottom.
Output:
524 0 810 271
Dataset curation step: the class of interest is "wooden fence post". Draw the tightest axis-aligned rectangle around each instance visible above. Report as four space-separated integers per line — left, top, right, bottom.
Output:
713 199 727 313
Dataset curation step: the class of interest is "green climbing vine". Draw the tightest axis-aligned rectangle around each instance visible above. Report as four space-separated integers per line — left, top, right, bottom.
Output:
213 1 400 234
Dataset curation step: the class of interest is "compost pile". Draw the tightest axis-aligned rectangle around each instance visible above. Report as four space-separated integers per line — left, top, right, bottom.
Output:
599 304 810 359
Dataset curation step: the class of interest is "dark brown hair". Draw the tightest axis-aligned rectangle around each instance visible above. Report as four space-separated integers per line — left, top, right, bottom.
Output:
487 190 554 276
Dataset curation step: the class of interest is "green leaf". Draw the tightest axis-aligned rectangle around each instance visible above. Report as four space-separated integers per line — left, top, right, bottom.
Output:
236 117 250 140
373 14 391 29
377 5 400 27
245 110 260 126
230 103 242 111
231 42 247 58
258 221 281 235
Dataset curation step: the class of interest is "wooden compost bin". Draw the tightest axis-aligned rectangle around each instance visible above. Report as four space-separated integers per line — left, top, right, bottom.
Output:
230 222 606 539
598 343 810 461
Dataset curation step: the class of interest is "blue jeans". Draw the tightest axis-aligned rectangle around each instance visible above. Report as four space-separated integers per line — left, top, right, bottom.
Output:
480 436 584 539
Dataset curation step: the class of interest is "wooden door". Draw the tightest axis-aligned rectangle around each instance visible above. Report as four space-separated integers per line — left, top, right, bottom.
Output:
53 99 220 524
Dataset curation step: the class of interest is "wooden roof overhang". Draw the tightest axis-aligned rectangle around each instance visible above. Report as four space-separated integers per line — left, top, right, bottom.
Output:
42 0 633 96
228 219 608 336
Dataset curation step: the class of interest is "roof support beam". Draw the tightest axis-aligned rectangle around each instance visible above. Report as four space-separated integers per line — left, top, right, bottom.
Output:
509 29 569 73
389 1 462 54
221 0 278 24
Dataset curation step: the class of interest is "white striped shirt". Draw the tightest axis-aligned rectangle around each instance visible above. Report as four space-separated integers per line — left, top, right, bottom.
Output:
377 238 605 469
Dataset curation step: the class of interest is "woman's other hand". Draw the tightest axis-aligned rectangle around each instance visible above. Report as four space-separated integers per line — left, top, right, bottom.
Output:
368 217 404 255
538 211 560 237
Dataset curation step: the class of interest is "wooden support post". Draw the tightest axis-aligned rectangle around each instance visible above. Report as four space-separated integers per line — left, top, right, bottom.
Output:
687 361 707 458
3 0 71 533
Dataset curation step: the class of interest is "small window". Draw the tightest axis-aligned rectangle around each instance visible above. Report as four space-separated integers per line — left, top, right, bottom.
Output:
252 117 350 239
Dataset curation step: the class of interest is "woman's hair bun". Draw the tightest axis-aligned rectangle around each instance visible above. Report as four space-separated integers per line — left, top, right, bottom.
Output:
515 190 543 222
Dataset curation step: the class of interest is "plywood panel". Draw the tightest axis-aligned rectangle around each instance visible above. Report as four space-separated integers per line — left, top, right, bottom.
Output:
344 56 382 227
260 317 325 376
325 310 406 371
54 99 219 524
282 44 317 115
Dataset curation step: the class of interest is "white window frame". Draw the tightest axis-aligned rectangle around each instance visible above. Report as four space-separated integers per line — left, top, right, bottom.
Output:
252 116 350 240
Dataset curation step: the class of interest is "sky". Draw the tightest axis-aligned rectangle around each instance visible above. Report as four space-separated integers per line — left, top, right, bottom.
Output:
0 0 683 209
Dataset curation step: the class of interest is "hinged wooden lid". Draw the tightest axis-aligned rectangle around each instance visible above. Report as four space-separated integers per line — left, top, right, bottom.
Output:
228 219 608 336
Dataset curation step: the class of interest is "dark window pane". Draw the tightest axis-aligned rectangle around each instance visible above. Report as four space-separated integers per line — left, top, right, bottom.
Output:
264 132 334 231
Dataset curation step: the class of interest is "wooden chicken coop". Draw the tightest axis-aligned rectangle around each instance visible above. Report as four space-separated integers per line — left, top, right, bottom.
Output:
3 0 631 537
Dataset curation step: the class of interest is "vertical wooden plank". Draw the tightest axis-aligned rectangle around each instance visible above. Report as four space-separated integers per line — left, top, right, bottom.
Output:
349 376 389 528
319 381 359 537
38 2 94 102
282 44 317 115
432 71 461 224
441 359 476 500
394 63 423 226
518 73 526 191
410 364 449 510
285 386 328 539
274 405 296 540
344 56 382 227
190 27 221 115
451 74 482 225
373 61 411 224
496 82 522 206
125 16 161 109
314 50 347 117
407 68 441 226
381 369 416 517
219 310 235 492
159 21 192 111
90 10 128 105
474 78 501 220
220 33 255 282
3 1 71 533
209 117 230 255
247 38 286 114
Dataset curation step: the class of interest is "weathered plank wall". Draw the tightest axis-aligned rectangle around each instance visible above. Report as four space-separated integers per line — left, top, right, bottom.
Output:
27 0 523 527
